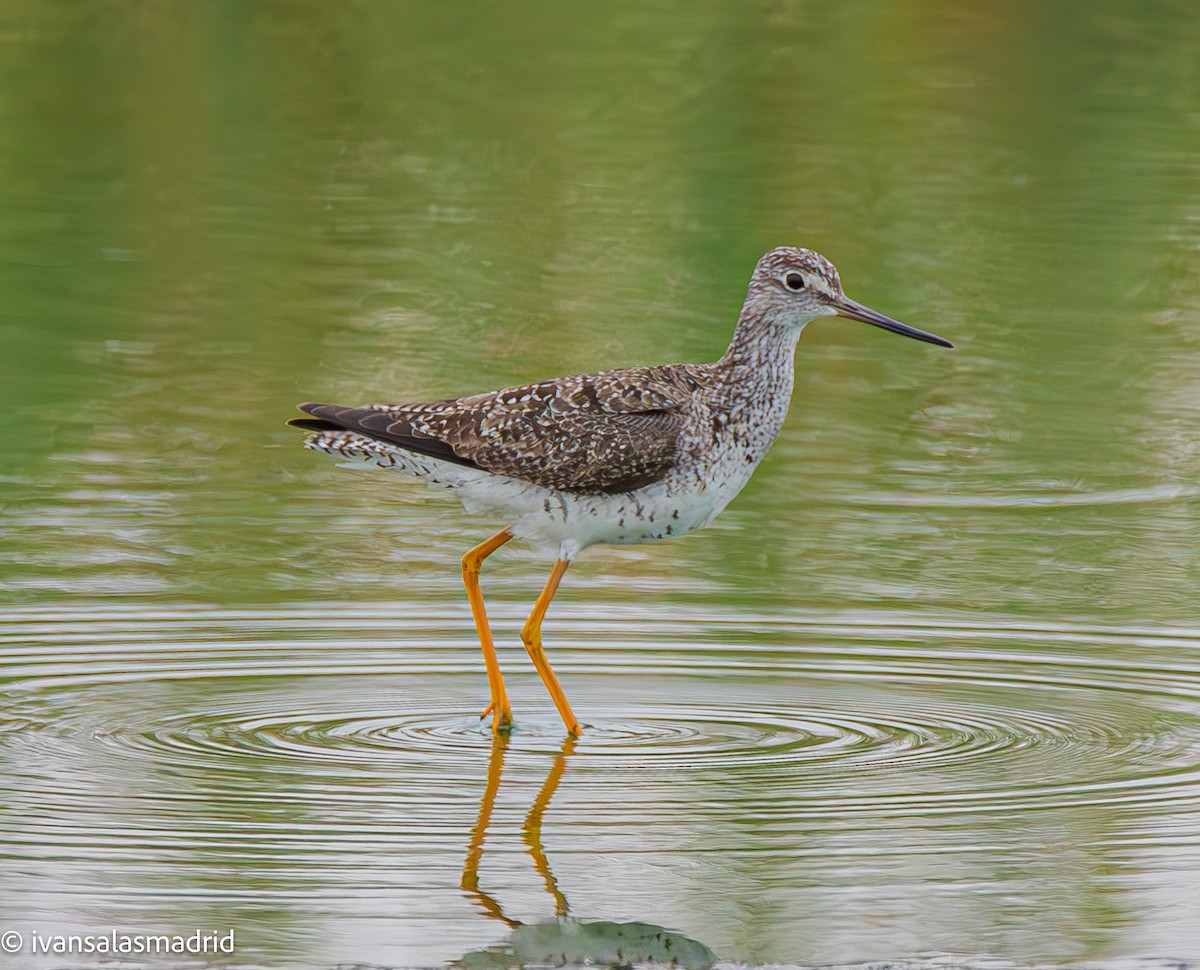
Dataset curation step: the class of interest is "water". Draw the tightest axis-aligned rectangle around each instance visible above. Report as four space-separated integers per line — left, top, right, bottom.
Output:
2 0 1200 967
5 605 1200 966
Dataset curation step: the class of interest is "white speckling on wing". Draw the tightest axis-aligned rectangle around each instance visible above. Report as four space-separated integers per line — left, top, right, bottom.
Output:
300 246 854 560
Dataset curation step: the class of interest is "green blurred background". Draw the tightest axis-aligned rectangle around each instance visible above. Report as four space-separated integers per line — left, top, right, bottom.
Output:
2 0 1197 617
2 1 1200 967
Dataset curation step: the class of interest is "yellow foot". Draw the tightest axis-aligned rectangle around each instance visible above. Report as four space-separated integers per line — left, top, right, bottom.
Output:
479 700 513 733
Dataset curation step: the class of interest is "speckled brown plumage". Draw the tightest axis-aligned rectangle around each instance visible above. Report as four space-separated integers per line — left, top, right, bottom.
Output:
291 363 708 494
290 246 950 551
289 246 951 735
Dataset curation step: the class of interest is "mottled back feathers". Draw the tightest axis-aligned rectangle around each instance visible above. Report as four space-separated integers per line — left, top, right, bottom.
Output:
291 364 709 494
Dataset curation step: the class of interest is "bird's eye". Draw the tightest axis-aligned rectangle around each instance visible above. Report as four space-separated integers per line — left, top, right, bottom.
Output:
784 273 805 291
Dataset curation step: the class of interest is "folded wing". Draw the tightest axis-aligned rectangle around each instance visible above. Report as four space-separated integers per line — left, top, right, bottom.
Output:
290 365 704 494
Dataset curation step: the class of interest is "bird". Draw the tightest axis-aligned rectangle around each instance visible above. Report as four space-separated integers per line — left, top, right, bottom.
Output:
289 246 953 737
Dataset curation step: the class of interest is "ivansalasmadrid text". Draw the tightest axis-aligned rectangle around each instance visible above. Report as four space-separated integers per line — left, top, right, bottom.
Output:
29 929 234 955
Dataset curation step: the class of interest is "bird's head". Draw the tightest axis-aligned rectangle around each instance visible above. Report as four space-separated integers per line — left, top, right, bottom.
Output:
747 246 953 348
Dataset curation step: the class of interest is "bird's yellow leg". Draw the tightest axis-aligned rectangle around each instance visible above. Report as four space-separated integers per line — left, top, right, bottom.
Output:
462 528 515 732
521 559 580 736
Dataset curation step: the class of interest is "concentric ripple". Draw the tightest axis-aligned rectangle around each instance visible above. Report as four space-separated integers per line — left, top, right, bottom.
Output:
117 696 1157 785
4 602 1200 964
5 603 1200 805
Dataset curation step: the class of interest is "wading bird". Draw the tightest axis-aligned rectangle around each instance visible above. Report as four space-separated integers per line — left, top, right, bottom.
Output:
290 247 952 735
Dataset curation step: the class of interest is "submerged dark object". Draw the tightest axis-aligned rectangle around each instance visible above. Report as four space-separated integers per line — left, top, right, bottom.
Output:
455 915 716 970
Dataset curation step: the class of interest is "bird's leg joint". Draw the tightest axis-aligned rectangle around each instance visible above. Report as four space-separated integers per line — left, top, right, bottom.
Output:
520 618 541 653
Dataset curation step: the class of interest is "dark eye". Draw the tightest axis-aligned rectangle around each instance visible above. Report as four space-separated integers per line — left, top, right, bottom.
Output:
784 273 805 291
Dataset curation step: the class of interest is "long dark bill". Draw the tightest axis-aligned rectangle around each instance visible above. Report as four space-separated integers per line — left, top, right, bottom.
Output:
834 296 954 348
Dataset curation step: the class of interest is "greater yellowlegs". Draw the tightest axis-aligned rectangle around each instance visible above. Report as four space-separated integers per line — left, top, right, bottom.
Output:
290 247 953 736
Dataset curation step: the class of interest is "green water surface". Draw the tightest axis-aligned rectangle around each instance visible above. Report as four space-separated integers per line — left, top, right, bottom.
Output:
2 2 1199 968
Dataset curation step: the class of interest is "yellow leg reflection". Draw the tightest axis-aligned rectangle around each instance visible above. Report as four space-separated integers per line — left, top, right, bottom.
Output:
457 736 716 969
460 732 518 927
460 733 575 926
523 735 576 917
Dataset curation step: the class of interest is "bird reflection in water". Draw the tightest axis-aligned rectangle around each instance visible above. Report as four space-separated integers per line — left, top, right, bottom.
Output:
456 735 715 970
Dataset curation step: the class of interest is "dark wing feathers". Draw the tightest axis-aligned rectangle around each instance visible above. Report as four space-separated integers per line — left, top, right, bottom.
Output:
290 365 703 493
291 403 484 470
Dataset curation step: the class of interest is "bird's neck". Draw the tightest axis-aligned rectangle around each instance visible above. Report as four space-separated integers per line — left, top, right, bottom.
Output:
715 307 805 395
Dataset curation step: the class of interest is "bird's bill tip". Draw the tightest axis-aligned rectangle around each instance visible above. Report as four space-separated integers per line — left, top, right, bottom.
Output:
834 297 954 348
